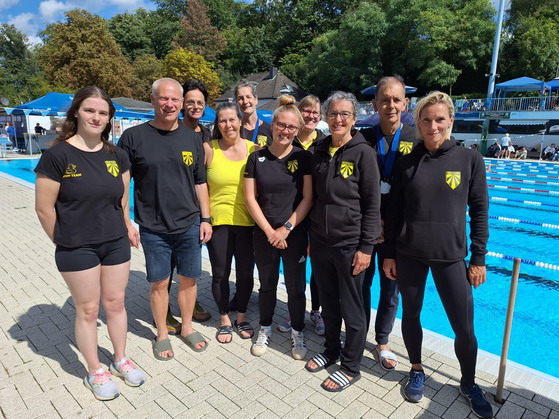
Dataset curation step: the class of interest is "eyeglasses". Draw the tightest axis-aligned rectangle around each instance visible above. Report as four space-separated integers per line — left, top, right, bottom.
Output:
327 111 354 120
157 97 182 104
185 100 205 108
275 122 299 133
301 109 320 117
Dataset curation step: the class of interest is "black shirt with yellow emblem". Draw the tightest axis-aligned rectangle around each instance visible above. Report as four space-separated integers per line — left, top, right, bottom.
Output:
244 146 311 229
310 130 382 254
118 122 206 234
241 121 273 148
34 141 131 247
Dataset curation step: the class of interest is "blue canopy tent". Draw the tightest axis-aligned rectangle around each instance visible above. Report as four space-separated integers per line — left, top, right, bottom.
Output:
361 85 417 95
7 92 74 116
494 76 550 96
547 78 559 92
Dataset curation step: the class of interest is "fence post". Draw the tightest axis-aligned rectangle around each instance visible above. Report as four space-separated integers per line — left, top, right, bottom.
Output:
495 257 521 403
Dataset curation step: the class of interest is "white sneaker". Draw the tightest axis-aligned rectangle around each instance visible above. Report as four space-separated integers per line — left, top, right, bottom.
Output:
83 368 120 401
251 326 271 356
110 357 146 387
291 329 307 360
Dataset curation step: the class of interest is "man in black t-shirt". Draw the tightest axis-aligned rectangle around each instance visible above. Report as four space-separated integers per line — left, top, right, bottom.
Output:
118 78 212 360
360 76 420 372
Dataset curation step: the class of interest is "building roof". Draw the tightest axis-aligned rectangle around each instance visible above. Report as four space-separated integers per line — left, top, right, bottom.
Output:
112 97 153 112
216 68 306 106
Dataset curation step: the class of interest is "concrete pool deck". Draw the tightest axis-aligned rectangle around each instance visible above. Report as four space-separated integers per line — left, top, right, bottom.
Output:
1 173 558 418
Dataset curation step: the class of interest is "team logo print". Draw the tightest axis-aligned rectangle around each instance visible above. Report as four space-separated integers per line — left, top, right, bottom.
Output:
445 171 461 190
340 161 354 179
258 156 266 162
182 151 193 166
105 160 119 177
63 163 82 178
287 159 298 173
257 135 267 148
399 141 413 155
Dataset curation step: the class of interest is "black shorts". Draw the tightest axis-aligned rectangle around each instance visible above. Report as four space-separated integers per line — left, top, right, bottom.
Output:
55 236 131 272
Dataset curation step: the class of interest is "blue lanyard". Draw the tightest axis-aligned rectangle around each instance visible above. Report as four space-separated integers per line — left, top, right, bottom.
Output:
376 124 402 179
251 118 260 143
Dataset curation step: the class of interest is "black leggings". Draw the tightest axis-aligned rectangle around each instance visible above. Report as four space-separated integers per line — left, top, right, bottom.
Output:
397 254 478 386
253 226 307 332
207 225 254 314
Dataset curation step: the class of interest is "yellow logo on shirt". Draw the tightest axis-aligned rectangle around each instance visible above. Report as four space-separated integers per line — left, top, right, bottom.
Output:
182 151 193 166
340 161 354 179
257 135 268 148
287 159 298 173
62 163 82 178
105 160 119 177
399 141 413 155
446 171 461 189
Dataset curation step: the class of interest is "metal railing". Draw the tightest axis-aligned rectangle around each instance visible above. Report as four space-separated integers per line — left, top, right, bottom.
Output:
455 95 559 112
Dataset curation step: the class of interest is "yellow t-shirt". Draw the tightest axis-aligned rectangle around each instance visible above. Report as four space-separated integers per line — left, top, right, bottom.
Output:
299 130 318 151
207 139 255 226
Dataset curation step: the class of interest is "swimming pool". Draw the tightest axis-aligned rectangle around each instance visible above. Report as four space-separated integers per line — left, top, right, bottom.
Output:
2 157 558 379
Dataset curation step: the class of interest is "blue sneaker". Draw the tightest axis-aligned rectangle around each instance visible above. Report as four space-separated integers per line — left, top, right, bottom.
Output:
460 384 493 418
404 369 425 403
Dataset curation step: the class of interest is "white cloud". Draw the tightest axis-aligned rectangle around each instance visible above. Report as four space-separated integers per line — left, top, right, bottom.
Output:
39 0 72 22
0 0 20 12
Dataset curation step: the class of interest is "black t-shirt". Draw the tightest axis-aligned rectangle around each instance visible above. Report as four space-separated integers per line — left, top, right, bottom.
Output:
241 121 273 148
244 147 311 229
34 141 131 248
117 122 206 234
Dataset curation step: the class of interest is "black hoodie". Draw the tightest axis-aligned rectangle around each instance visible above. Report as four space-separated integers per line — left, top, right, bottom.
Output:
310 130 381 254
384 140 489 265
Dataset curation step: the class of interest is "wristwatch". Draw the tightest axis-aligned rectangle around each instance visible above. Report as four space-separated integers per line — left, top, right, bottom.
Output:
201 217 212 224
283 221 294 231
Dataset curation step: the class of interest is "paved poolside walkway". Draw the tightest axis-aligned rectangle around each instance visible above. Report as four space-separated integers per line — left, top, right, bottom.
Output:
1 173 558 419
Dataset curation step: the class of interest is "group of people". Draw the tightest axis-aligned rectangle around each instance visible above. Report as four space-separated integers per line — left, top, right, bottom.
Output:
34 75 493 418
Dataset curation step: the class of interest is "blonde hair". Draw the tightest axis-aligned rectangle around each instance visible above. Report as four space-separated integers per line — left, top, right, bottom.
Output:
414 91 455 139
298 95 320 111
273 95 304 127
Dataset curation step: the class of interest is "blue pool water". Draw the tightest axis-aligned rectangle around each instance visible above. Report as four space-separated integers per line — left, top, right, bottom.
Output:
2 157 558 378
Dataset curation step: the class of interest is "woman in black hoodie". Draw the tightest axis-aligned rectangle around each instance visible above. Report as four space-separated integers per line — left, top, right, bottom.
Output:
383 92 492 419
306 91 381 392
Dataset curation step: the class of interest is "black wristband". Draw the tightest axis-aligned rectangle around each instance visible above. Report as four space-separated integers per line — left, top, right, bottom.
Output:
201 217 212 224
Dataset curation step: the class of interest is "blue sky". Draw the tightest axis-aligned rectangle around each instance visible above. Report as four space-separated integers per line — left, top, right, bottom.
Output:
0 0 157 44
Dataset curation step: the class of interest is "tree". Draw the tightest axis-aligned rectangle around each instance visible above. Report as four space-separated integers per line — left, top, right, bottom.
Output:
163 48 222 101
173 0 226 62
108 11 154 59
281 2 387 98
220 26 273 77
131 54 164 101
39 9 134 97
0 24 46 104
202 0 241 30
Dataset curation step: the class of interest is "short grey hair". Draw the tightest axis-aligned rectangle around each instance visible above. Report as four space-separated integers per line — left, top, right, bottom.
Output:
234 79 258 99
322 91 358 118
375 75 406 99
151 78 184 97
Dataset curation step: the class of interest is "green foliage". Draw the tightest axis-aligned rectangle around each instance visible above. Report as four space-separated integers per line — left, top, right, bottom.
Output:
131 54 164 101
220 26 273 77
163 48 222 102
203 0 242 30
38 10 135 97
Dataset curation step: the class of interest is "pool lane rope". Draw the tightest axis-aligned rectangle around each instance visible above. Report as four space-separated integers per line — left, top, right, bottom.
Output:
486 176 559 186
487 252 559 271
490 196 559 209
489 171 559 180
487 215 559 230
487 184 559 195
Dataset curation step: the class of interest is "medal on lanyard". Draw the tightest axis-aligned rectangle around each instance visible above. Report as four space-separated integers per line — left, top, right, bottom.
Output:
376 124 402 195
251 117 260 144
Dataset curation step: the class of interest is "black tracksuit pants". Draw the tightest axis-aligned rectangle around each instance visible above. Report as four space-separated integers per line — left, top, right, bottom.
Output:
310 239 367 376
207 225 254 314
397 254 478 386
253 226 307 332
363 244 399 345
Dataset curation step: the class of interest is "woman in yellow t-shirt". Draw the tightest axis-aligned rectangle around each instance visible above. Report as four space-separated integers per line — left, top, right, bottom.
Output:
204 103 256 343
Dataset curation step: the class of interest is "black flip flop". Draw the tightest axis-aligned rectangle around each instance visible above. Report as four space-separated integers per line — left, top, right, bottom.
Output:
216 325 234 344
321 371 361 392
305 353 336 373
234 320 254 339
